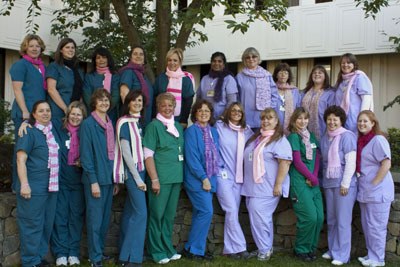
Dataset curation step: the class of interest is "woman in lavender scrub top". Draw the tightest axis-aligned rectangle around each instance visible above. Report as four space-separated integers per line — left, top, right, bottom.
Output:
356 111 394 267
334 53 373 133
320 106 357 266
241 108 292 261
196 52 238 119
215 102 253 259
236 47 278 131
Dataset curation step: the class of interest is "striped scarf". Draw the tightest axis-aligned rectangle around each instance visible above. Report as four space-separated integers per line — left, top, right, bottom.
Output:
166 67 195 116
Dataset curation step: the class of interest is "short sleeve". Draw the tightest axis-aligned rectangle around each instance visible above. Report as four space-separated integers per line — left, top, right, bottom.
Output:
341 131 357 154
287 133 301 152
225 75 238 95
46 62 60 80
16 129 33 154
119 70 134 89
9 61 27 82
143 122 158 151
119 123 130 141
273 137 293 160
373 135 391 162
355 73 373 96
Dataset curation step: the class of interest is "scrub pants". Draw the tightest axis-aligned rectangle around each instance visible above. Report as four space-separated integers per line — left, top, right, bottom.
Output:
147 183 181 262
17 192 58 267
291 185 324 254
84 183 113 263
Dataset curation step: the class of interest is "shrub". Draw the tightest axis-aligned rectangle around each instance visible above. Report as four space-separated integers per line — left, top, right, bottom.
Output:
0 99 14 144
387 127 400 169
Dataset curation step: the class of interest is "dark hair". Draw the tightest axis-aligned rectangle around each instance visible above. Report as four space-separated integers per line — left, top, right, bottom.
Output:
54 38 78 66
91 47 115 73
90 88 112 112
128 45 147 65
190 99 215 125
246 108 283 146
121 90 147 120
334 53 359 88
28 100 50 125
304 65 331 93
210 52 227 64
272 62 293 84
62 101 87 129
357 110 385 136
287 107 310 133
221 102 246 129
323 105 347 126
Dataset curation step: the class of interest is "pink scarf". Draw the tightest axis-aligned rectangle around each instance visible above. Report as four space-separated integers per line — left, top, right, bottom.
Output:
229 121 245 183
96 66 112 93
66 123 80 165
253 129 275 183
113 114 144 184
302 88 323 140
91 111 115 160
277 82 295 135
156 113 179 137
242 66 271 110
326 127 349 178
297 128 313 160
23 54 47 90
165 67 195 116
340 70 372 114
35 122 59 192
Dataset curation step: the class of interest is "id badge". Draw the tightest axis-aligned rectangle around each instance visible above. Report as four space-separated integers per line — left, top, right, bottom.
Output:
221 169 228 179
311 143 317 149
65 140 70 149
279 105 285 111
207 90 215 97
249 152 253 161
178 154 184 161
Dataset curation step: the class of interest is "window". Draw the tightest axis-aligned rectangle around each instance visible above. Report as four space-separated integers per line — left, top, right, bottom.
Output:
314 57 332 84
256 0 299 9
315 0 332 4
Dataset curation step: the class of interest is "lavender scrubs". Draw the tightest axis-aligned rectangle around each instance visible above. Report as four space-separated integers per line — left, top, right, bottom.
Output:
275 88 302 132
357 135 394 264
320 131 357 263
215 121 253 254
241 137 292 254
196 75 238 119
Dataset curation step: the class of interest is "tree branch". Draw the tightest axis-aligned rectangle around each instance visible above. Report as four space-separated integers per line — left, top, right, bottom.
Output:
111 0 142 47
155 0 172 74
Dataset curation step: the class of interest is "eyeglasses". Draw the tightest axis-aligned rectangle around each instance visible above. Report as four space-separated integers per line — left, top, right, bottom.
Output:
245 55 258 60
231 109 243 114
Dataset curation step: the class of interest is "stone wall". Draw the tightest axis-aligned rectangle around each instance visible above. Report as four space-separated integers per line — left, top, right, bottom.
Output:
1 190 400 266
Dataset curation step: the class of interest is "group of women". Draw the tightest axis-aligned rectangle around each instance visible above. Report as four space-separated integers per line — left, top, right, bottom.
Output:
10 33 394 267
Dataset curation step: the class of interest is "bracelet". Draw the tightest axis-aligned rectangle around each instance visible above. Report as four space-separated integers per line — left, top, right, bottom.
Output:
21 183 30 188
151 178 159 182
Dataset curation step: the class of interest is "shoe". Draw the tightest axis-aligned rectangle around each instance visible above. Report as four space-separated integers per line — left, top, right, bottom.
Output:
41 260 50 267
358 256 369 263
102 254 112 261
203 253 213 261
90 261 103 267
322 252 332 260
68 256 80 266
258 249 273 261
331 260 344 265
295 252 312 262
170 253 181 260
157 258 170 264
308 252 317 261
227 251 251 259
56 257 68 266
362 259 385 267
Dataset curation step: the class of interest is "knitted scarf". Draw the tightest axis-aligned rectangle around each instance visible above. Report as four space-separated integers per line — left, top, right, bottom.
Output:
156 113 179 138
326 127 349 178
119 62 150 105
302 88 323 140
241 66 271 110
253 129 275 183
356 131 376 174
166 67 195 116
228 121 245 183
196 122 219 178
113 114 144 184
297 128 313 160
277 82 295 135
208 69 232 103
22 54 47 90
96 66 112 93
66 123 80 166
64 59 83 102
91 111 115 160
35 122 59 192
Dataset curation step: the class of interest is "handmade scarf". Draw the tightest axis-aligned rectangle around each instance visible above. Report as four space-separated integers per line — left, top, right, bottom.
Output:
326 127 349 178
253 129 275 183
23 54 47 90
66 123 80 165
96 66 112 93
196 122 219 178
64 59 83 102
228 121 245 183
340 70 373 114
302 88 323 140
35 122 59 192
119 62 150 105
297 128 313 160
91 111 115 160
208 69 232 103
113 114 144 184
277 82 295 135
241 66 271 110
156 113 179 137
356 130 376 174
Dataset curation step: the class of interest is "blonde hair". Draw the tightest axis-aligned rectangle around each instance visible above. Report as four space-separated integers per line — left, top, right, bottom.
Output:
20 34 46 56
166 48 184 65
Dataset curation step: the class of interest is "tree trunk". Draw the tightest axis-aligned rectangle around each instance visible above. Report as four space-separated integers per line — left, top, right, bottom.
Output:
175 0 204 50
111 0 142 47
155 0 172 75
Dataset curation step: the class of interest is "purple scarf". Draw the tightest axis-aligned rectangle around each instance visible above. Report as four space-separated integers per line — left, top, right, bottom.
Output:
23 54 47 90
196 122 219 178
242 66 271 110
208 69 232 103
66 123 80 165
91 111 115 160
119 62 149 105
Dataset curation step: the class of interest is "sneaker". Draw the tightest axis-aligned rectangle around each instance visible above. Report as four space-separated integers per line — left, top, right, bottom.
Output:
170 254 182 261
68 256 80 266
157 258 170 264
362 259 385 267
295 252 312 262
358 256 369 263
331 260 344 266
308 252 317 261
257 249 273 261
56 257 68 266
322 252 332 260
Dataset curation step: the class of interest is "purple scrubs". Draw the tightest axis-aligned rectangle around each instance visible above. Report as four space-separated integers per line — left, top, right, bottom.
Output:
275 88 302 133
335 73 372 133
357 135 394 264
197 75 238 119
215 121 253 254
236 71 278 129
320 131 357 263
241 136 292 254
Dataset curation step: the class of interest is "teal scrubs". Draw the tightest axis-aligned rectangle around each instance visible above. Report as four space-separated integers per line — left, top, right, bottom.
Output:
16 127 59 267
79 116 114 263
83 72 120 125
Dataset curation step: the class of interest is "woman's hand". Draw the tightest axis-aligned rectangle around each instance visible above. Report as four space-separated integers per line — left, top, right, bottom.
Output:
340 186 349 196
20 183 31 199
202 178 211 192
91 182 101 198
113 184 120 195
18 121 31 137
273 183 282 197
151 179 160 195
137 182 147 192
